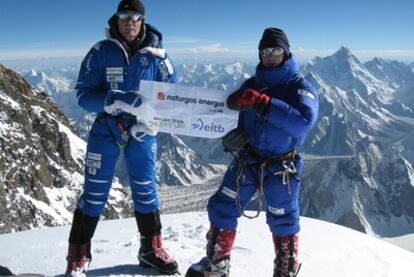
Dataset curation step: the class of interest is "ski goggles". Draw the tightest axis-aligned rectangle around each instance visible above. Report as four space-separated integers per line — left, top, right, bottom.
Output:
260 47 284 56
117 11 144 22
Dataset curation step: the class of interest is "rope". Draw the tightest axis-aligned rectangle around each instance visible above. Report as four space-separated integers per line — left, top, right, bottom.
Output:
234 156 264 219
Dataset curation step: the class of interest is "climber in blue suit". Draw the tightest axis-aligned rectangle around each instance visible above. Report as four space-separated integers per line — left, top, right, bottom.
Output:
186 28 319 277
65 1 178 276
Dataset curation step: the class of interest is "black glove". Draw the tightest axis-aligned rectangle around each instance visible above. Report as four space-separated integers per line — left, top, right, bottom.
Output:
222 128 249 152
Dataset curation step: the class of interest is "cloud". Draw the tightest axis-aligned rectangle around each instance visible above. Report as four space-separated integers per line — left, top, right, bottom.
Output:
294 47 336 55
0 47 88 60
190 44 230 54
3 44 414 63
293 47 414 62
354 49 414 59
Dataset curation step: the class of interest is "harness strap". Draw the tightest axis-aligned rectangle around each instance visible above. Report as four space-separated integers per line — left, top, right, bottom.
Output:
248 148 296 163
101 114 135 148
230 148 299 219
233 149 297 219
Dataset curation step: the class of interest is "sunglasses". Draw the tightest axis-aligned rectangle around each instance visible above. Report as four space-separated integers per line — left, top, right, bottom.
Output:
117 11 144 22
260 47 284 56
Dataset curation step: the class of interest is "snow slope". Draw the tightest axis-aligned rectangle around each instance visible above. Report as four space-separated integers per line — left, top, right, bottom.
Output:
384 233 414 253
0 212 413 277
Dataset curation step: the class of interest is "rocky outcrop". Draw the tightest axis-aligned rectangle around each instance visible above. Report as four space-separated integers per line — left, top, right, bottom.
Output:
0 65 131 233
301 143 414 236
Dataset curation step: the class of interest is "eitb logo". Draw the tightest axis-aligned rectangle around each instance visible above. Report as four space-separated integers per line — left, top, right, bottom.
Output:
192 118 225 133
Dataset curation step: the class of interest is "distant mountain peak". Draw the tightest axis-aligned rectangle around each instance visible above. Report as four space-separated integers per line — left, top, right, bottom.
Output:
373 56 384 62
337 46 352 55
331 46 361 64
29 68 38 76
368 57 385 66
26 68 48 83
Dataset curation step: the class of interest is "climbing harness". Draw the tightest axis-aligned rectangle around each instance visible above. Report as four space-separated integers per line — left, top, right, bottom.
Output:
230 148 298 219
101 114 136 148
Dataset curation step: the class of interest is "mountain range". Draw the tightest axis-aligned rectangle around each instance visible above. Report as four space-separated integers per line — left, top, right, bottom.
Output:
2 47 414 240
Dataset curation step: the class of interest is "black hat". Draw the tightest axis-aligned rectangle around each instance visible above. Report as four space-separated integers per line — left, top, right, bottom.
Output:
259 28 290 57
117 0 145 15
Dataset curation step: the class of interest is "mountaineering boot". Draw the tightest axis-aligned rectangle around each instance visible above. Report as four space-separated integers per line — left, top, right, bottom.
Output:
138 235 179 274
273 234 301 277
185 225 236 277
65 209 99 277
65 243 92 277
0 265 13 276
135 210 178 274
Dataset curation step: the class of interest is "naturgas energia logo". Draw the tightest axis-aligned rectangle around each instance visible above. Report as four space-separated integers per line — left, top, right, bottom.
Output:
156 91 224 108
157 91 166 100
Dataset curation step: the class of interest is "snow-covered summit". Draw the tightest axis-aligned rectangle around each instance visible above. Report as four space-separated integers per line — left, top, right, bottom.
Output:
364 57 414 89
0 212 413 277
21 67 84 122
23 68 72 94
303 46 393 103
331 46 364 68
176 63 255 92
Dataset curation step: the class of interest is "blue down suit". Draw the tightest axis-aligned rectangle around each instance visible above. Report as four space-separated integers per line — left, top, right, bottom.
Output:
208 55 319 236
75 25 177 217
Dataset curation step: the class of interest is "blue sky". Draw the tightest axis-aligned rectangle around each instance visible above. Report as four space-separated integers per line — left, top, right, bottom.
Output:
0 0 413 62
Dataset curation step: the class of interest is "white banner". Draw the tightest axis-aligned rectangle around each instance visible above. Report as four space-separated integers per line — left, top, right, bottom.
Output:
135 80 238 138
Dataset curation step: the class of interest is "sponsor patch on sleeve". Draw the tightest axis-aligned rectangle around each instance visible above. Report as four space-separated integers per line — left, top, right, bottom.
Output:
298 89 316 100
268 206 285 215
159 58 174 81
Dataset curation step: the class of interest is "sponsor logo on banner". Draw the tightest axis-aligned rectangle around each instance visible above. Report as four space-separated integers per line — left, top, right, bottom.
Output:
167 95 197 104
149 117 186 129
157 93 225 108
198 98 225 108
157 91 166 100
192 118 225 133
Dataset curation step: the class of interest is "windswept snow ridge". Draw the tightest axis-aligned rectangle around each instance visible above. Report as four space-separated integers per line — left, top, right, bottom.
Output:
0 212 413 277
